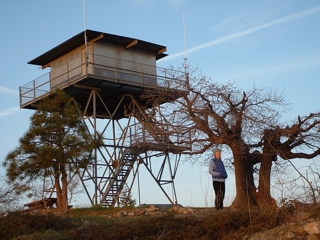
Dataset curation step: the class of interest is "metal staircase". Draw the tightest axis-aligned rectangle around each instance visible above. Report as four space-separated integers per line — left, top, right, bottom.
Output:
18 30 191 207
102 148 137 207
99 97 191 207
125 99 173 147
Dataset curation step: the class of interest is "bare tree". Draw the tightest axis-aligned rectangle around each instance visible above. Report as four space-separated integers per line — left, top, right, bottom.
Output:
142 66 320 208
0 176 30 212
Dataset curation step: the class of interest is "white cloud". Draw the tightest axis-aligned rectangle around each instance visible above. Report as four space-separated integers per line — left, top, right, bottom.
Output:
0 106 20 119
163 5 320 61
0 86 19 95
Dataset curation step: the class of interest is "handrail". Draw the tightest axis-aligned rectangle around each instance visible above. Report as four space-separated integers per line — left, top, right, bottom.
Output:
19 54 187 107
125 121 192 151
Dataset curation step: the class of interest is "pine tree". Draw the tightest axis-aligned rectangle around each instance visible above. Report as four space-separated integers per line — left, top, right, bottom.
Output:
119 184 136 207
3 90 101 210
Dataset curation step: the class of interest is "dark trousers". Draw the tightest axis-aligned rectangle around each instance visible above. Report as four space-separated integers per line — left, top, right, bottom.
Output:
212 181 225 210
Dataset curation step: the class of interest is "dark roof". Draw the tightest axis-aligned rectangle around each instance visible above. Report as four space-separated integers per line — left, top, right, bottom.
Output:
28 29 168 66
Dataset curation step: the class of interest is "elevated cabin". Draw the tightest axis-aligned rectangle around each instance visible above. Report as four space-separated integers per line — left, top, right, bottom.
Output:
18 30 191 207
20 30 183 119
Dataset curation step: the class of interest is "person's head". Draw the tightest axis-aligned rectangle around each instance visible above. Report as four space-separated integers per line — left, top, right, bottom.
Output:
212 148 221 159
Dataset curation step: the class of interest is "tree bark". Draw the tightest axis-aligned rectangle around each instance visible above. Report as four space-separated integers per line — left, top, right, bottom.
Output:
54 173 62 209
61 166 68 210
54 166 68 210
231 150 257 208
256 147 277 207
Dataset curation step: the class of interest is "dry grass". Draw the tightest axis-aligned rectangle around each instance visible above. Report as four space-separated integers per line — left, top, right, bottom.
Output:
0 206 297 240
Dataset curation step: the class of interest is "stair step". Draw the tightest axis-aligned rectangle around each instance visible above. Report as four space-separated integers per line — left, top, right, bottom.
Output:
101 152 137 207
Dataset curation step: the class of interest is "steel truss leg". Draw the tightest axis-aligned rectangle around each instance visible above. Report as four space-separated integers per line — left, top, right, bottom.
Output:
72 88 182 207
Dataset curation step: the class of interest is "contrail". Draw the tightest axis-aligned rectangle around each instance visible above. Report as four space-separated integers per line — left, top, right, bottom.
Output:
0 86 19 95
0 106 20 119
163 5 320 61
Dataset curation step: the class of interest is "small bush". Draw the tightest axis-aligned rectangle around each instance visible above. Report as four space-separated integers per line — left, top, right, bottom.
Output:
0 211 74 239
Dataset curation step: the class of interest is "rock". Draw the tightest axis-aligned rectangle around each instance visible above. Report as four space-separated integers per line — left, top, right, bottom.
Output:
293 226 306 235
307 234 318 240
295 211 311 221
170 206 181 212
145 205 159 212
282 230 295 239
128 211 135 216
115 211 128 217
133 209 145 216
304 222 320 235
179 207 195 214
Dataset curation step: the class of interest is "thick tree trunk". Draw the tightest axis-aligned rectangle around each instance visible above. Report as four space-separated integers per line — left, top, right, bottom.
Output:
231 150 257 208
61 168 68 210
256 150 277 208
55 174 62 209
54 167 68 210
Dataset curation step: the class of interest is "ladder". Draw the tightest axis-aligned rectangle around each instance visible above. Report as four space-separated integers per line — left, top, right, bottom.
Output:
102 149 137 207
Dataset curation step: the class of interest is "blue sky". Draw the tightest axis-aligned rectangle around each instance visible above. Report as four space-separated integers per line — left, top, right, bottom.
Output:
1 0 320 207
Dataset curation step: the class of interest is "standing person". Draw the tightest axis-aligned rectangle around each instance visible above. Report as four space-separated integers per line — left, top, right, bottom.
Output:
209 148 228 210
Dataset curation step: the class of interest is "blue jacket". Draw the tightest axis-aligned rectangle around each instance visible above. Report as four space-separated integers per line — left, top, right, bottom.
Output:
209 158 228 181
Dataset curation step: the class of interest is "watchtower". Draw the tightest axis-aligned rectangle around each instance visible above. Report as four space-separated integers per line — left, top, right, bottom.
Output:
20 30 190 207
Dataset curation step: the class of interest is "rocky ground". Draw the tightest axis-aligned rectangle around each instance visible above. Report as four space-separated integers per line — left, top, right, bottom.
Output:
74 204 319 240
245 211 320 240
38 203 320 239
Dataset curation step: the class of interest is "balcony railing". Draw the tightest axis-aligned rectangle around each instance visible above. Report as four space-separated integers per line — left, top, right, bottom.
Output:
127 121 192 152
20 54 187 108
